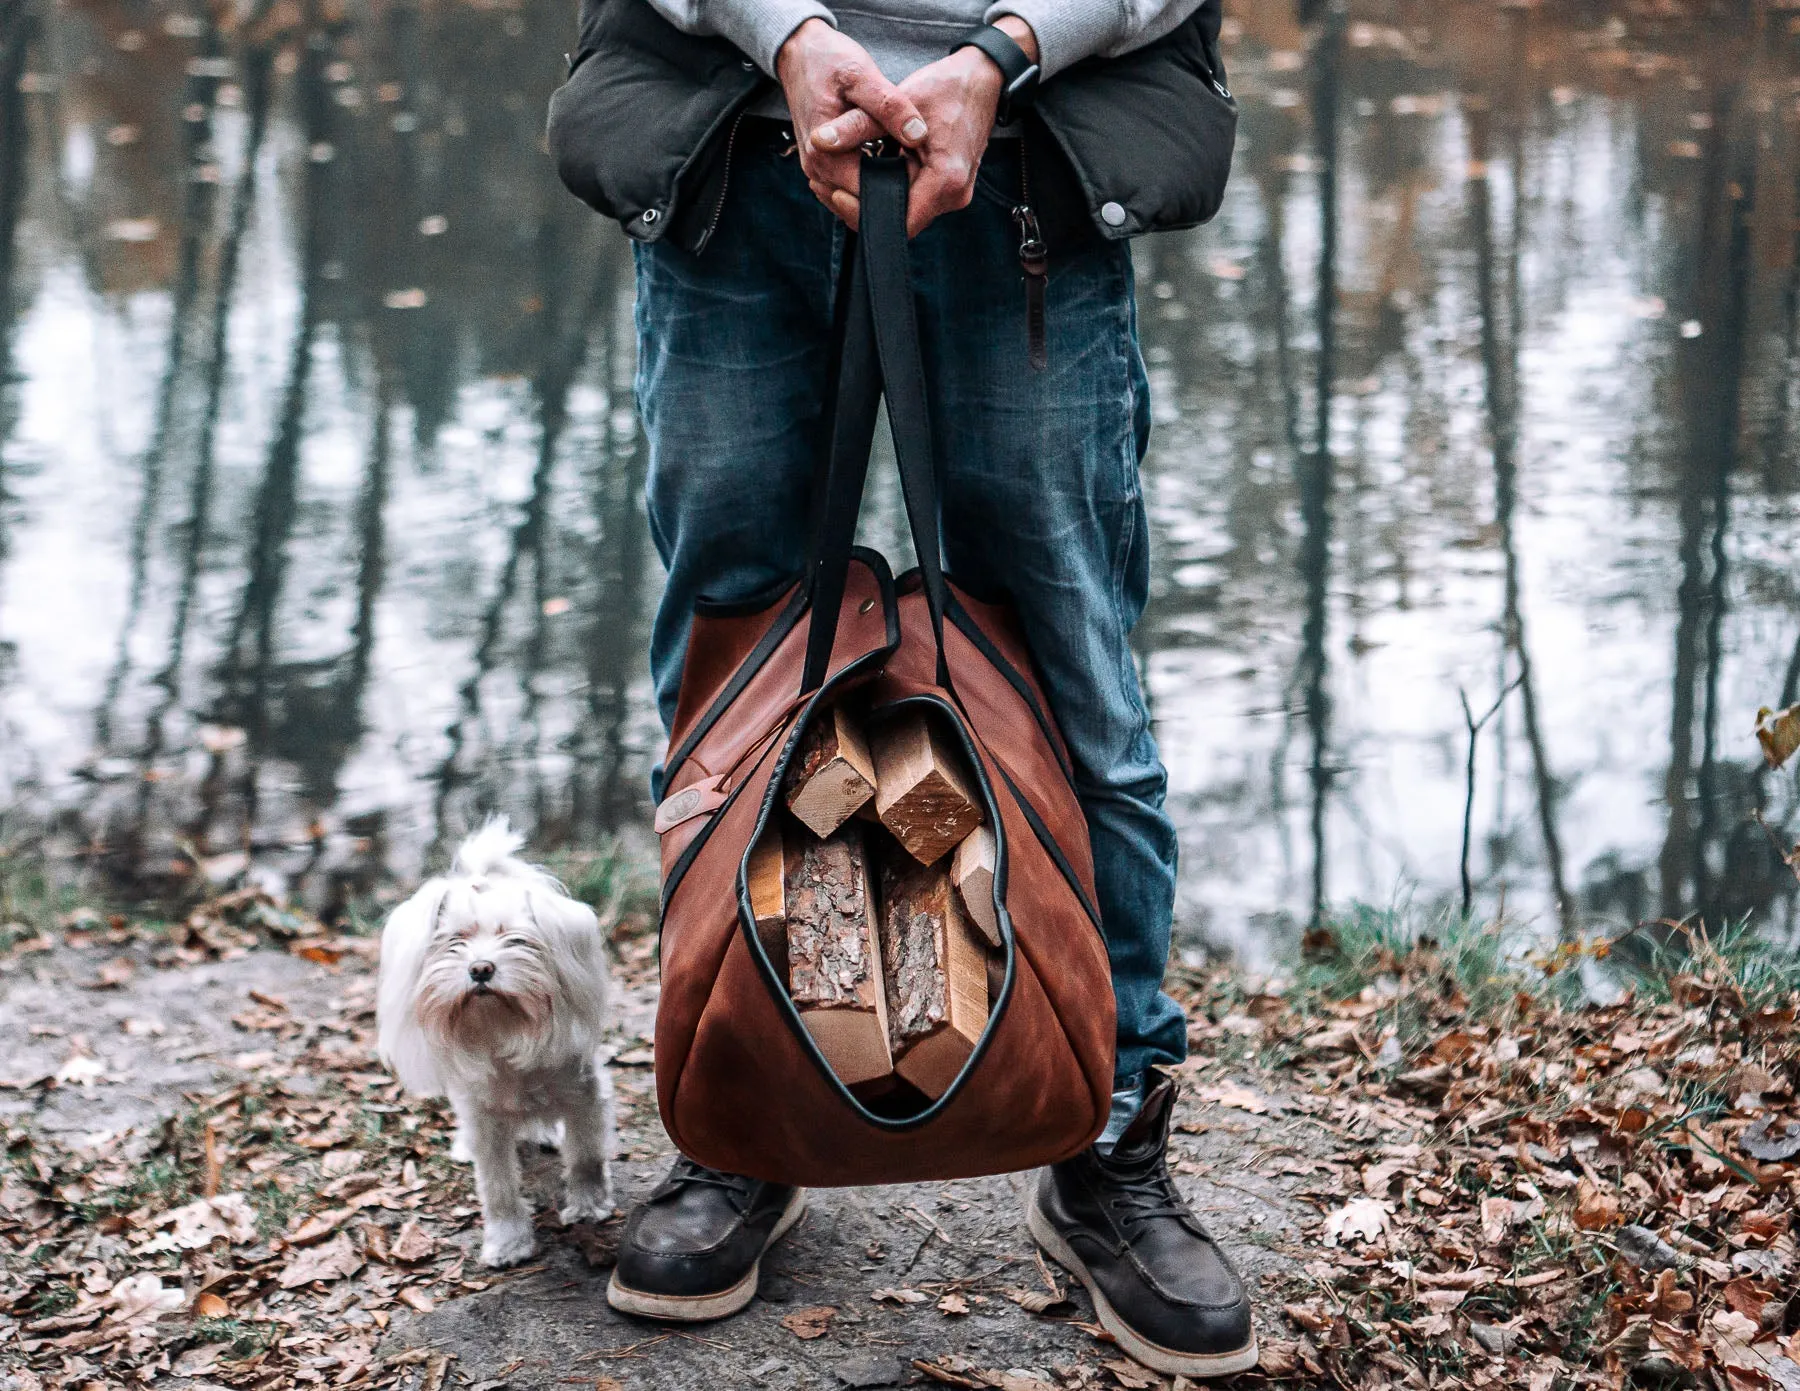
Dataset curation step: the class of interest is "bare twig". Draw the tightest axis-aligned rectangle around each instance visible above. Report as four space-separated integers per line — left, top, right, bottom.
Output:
1459 677 1522 917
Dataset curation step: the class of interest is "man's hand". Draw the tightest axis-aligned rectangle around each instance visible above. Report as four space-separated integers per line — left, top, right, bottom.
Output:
811 18 1039 237
776 20 929 226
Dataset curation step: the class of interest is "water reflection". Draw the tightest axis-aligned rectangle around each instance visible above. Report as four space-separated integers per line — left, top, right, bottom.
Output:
0 0 1796 960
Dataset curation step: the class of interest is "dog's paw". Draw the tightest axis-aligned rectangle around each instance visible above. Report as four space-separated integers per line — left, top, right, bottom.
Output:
560 1187 615 1225
450 1130 474 1164
479 1217 537 1268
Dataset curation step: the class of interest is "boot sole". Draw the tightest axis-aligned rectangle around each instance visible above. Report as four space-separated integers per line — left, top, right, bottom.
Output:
606 1188 808 1323
1026 1186 1260 1379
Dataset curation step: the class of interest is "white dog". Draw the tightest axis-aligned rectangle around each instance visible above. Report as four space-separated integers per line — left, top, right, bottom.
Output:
377 819 615 1267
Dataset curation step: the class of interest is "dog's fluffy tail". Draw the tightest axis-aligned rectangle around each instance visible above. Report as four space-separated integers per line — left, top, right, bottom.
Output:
454 817 532 878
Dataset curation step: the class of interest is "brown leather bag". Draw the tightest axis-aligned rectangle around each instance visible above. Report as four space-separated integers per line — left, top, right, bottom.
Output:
651 156 1115 1186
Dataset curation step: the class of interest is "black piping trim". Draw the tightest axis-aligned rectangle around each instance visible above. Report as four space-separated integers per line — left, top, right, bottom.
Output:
991 759 1105 941
945 596 1078 791
660 550 899 912
664 583 807 791
733 693 1014 1132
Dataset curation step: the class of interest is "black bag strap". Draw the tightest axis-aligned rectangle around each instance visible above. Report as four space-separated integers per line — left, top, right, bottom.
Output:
801 153 954 694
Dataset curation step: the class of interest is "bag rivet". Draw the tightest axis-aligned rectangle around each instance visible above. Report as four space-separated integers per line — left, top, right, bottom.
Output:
859 597 875 613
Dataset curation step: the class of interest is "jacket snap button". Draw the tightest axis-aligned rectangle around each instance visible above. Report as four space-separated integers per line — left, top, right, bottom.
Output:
641 207 661 225
741 58 755 70
1100 200 1127 227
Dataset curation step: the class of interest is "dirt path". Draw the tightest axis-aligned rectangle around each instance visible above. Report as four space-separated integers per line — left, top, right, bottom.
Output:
0 935 1317 1391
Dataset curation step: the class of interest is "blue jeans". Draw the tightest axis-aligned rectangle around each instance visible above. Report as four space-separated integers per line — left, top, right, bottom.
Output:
634 132 1187 1093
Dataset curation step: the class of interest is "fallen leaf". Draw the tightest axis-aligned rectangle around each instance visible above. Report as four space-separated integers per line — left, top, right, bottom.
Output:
870 1286 928 1304
139 1192 260 1252
1103 1358 1161 1388
1755 704 1800 769
780 1305 837 1339
936 1291 969 1315
278 1231 363 1288
1194 1080 1270 1114
1740 1117 1800 1162
396 1286 435 1313
191 1291 230 1318
1573 1176 1620 1231
388 1219 436 1263
1323 1197 1393 1246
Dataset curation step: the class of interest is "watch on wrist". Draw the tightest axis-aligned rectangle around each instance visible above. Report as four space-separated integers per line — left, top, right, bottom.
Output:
952 24 1040 124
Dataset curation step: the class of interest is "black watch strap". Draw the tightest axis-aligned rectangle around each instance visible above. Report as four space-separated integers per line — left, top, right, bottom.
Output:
953 24 1041 124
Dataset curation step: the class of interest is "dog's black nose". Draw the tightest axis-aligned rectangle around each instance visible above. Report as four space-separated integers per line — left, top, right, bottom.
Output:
468 960 496 984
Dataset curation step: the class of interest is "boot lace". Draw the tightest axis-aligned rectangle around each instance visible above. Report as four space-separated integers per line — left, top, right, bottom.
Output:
1100 1153 1196 1232
661 1156 760 1213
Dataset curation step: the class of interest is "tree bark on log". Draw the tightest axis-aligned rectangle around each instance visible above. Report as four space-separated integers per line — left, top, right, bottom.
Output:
872 711 983 867
784 705 877 839
880 854 989 1099
784 826 892 1085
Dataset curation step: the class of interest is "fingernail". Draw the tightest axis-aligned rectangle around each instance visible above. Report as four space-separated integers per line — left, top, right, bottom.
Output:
816 124 839 147
903 118 927 142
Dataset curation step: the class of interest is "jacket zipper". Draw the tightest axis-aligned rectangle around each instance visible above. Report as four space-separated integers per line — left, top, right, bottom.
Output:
1011 139 1048 371
694 107 750 255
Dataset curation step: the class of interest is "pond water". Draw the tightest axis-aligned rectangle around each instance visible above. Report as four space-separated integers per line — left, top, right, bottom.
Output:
2 0 1798 961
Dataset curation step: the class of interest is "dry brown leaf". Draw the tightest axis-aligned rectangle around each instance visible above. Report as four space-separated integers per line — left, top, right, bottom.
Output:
396 1286 435 1313
1755 704 1800 769
870 1286 928 1304
936 1291 969 1315
1194 1080 1269 1114
388 1219 436 1263
138 1193 259 1253
191 1291 230 1318
278 1231 363 1288
1574 1176 1621 1230
780 1305 837 1339
1102 1358 1161 1388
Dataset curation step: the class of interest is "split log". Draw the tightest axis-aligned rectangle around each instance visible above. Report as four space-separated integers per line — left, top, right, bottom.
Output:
881 855 989 1099
951 826 1000 947
746 828 788 981
784 705 877 839
784 827 892 1085
871 712 983 866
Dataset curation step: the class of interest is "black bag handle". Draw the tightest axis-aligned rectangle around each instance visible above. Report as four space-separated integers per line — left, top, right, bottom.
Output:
801 154 955 694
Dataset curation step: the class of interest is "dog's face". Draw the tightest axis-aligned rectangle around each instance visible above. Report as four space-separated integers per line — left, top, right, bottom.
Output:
378 862 606 1093
413 879 561 1053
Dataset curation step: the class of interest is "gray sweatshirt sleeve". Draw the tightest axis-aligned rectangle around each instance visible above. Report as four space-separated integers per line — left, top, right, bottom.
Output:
983 0 1206 79
641 0 835 77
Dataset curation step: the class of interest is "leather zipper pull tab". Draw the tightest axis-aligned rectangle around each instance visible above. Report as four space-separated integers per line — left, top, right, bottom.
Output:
1012 203 1048 371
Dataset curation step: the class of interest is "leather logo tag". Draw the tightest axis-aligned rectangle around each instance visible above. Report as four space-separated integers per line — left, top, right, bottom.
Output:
654 776 728 834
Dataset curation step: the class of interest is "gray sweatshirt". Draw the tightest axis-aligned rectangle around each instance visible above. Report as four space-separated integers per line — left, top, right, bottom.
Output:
643 0 1203 89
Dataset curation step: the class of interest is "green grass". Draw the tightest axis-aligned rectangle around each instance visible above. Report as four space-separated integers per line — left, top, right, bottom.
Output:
1289 905 1535 1048
1607 915 1800 1009
549 836 660 928
0 840 94 949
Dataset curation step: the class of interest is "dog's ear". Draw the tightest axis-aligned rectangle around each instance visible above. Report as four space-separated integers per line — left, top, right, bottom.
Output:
528 887 609 1028
377 879 450 1094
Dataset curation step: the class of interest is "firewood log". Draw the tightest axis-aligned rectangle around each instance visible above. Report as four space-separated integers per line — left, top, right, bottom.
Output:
784 827 892 1085
746 827 788 981
784 705 877 839
951 825 1000 947
871 711 983 866
880 855 989 1099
